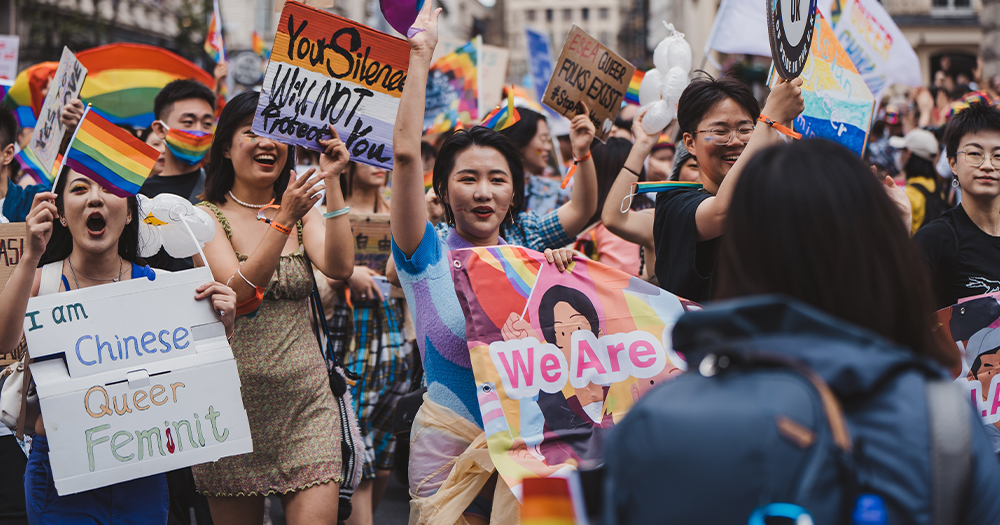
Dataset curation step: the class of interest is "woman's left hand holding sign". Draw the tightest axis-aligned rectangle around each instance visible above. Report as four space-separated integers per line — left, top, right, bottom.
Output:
25 192 58 263
196 281 237 340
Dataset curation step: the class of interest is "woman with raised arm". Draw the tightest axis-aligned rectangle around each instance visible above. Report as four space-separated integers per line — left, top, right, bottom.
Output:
390 5 589 524
192 91 354 525
0 171 236 524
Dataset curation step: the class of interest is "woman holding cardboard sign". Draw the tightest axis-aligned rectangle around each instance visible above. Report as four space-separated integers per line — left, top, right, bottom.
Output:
0 169 236 524
195 91 354 525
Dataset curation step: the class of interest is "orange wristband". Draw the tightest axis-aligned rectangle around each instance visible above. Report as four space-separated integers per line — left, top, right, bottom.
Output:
270 221 292 235
560 151 593 190
758 115 802 140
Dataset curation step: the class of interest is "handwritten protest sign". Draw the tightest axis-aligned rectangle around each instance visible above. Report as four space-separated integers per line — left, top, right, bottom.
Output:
771 13 875 156
0 223 26 366
543 26 634 142
424 38 479 133
253 1 410 171
24 268 252 495
0 36 19 80
29 47 87 176
433 39 508 117
451 246 696 490
349 213 391 272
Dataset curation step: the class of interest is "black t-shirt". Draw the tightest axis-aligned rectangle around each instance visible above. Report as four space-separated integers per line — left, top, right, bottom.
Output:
139 169 206 272
914 204 1000 309
653 187 717 303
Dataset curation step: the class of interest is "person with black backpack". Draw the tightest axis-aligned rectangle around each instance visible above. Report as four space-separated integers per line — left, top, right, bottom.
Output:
604 139 1000 524
895 128 950 235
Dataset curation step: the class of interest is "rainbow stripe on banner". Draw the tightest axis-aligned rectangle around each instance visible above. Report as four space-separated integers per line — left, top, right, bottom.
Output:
481 88 521 131
15 147 50 186
625 69 644 106
65 108 160 197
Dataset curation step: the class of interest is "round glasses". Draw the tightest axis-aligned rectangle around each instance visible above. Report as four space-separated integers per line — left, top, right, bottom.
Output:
692 126 754 146
957 150 1000 170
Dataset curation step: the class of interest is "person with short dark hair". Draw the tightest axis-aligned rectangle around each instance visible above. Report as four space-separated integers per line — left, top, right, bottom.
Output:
892 128 949 234
914 101 1000 309
651 74 804 302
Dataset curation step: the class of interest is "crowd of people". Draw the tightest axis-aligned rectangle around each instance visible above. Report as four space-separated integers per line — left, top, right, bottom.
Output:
3 3 1000 524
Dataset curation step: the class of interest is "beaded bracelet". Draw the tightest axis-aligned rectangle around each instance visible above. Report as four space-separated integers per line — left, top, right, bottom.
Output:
323 206 351 219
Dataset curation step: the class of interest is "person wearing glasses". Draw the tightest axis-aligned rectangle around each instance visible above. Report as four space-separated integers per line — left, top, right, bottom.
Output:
650 75 804 302
915 102 1000 309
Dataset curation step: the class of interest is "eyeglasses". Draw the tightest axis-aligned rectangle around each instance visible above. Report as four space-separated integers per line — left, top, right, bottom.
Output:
691 127 755 146
957 150 1000 170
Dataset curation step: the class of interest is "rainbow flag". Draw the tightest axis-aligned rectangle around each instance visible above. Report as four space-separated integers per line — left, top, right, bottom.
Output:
64 108 160 197
0 80 11 103
2 62 59 128
521 477 578 525
76 44 218 128
633 181 702 194
625 69 644 106
15 147 50 186
252 31 270 59
425 38 478 134
481 87 521 131
204 0 227 63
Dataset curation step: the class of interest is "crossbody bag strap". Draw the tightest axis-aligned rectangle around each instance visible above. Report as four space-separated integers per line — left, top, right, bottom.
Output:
16 260 64 439
926 380 971 525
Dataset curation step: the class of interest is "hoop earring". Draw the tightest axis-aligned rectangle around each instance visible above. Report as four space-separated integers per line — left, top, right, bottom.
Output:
59 218 67 226
952 178 960 188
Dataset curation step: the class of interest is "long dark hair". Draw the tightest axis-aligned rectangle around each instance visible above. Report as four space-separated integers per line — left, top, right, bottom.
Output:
499 108 546 151
538 285 600 347
589 137 651 226
39 166 143 266
714 139 955 368
202 91 295 204
433 126 525 226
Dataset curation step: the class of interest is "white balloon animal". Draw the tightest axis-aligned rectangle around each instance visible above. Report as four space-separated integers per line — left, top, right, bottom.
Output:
137 193 216 259
638 23 693 135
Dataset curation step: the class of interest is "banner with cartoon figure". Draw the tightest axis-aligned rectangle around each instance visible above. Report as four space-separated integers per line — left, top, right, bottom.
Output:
936 292 1000 443
450 246 696 490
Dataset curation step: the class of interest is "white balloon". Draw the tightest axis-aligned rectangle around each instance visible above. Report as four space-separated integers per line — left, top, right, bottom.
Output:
138 220 162 258
662 67 689 106
638 69 665 107
641 100 675 135
147 193 193 225
666 38 692 74
187 207 216 244
160 223 201 259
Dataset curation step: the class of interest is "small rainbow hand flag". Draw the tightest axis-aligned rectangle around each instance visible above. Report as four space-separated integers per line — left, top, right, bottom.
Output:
15 147 50 186
252 31 270 59
625 70 644 106
481 87 521 131
64 107 160 197
204 0 227 62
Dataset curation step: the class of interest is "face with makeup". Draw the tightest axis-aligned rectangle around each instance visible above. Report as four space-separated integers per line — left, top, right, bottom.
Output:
224 119 288 187
443 146 515 244
521 119 552 175
60 171 131 256
682 98 753 191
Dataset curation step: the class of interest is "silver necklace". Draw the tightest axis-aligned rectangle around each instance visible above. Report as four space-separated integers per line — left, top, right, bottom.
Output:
229 190 272 209
67 256 123 289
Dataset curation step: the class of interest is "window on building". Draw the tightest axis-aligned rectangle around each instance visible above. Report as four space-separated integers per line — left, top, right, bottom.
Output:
932 0 972 11
546 8 553 22
582 8 589 20
526 9 535 21
563 8 572 21
599 7 609 19
256 0 273 36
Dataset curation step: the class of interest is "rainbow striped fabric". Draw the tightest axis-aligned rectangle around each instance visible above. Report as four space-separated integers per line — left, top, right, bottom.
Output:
633 181 702 194
65 108 159 197
15 147 50 186
625 69 644 106
252 31 270 59
521 477 577 525
425 39 479 134
0 80 11 105
204 0 226 63
481 88 521 131
76 44 217 128
163 128 213 165
2 62 59 128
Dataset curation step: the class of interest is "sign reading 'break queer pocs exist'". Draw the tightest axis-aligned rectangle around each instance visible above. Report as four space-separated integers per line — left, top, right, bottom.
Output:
253 1 410 170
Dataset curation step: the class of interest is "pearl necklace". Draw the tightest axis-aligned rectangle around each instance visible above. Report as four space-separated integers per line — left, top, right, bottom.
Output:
228 190 272 209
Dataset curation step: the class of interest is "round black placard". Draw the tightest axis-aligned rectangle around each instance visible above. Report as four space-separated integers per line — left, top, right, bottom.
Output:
767 0 818 80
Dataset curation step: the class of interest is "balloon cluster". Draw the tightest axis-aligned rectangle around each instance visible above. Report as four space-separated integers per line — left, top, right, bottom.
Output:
137 194 216 259
637 23 693 135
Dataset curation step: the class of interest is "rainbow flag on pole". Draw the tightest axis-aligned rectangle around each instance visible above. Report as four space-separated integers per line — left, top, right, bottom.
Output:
625 69 644 106
252 31 270 59
64 107 160 197
481 87 521 131
15 147 50 186
204 0 227 62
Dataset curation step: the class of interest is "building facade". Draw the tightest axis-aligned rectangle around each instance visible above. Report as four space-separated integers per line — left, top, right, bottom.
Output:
881 0 983 86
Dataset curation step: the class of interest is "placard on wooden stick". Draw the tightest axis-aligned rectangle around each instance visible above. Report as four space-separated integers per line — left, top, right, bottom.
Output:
0 223 26 366
543 26 635 142
29 47 87 176
253 1 410 171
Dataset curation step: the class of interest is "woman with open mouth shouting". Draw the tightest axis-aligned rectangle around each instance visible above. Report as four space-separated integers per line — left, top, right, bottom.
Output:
390 4 586 525
193 91 355 525
0 169 237 524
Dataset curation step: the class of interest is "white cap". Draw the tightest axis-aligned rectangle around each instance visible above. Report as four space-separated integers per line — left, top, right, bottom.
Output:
889 129 939 162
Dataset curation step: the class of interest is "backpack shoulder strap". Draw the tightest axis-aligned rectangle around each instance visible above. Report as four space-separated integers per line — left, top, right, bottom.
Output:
926 379 971 525
38 260 64 296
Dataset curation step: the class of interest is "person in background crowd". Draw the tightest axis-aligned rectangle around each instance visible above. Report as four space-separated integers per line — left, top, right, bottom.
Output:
669 142 700 183
651 74 805 302
557 134 573 169
892 128 949 234
645 134 676 182
0 106 46 223
139 126 167 178
915 101 1000 309
501 108 568 215
609 105 638 141
194 91 354 525
606 138 1000 524
389 6 585 521
142 80 216 204
0 170 235 525
867 120 899 179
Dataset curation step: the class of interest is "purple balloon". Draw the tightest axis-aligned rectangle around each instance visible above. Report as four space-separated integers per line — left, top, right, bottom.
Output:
380 0 425 37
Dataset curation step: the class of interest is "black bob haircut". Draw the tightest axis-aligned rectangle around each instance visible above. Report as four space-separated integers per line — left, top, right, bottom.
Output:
500 108 547 151
433 126 525 226
538 285 600 347
153 79 217 122
943 101 1000 160
203 90 296 205
0 105 17 149
676 73 760 135
39 165 143 267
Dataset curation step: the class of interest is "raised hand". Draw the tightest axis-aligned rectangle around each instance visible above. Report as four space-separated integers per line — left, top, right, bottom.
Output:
568 102 596 159
762 77 805 125
407 1 442 58
277 167 324 225
24 192 58 262
318 125 350 180
631 105 658 149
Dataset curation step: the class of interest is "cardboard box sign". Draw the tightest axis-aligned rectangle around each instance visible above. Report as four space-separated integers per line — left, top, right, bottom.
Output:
30 47 88 175
543 26 635 142
253 1 411 171
0 223 26 366
350 213 391 273
24 268 252 496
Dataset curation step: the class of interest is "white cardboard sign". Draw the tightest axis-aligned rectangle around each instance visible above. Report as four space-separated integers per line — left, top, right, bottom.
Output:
24 268 252 495
0 36 19 80
28 47 87 176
